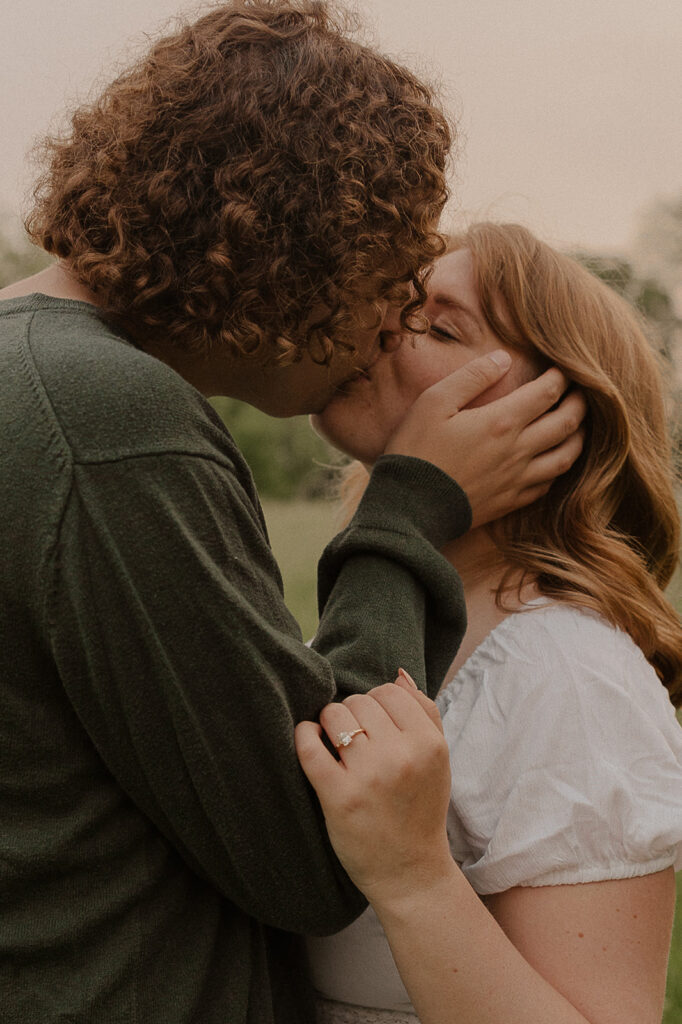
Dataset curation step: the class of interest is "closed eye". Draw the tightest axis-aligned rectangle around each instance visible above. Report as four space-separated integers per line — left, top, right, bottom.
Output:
429 324 460 343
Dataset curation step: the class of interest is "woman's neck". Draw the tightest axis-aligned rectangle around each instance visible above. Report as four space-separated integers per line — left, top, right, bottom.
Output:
440 526 540 684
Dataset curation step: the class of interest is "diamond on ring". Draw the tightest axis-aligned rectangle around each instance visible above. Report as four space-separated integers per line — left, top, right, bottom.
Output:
335 728 367 749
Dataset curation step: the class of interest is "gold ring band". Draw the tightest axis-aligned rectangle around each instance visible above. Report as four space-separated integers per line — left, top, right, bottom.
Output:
335 728 368 749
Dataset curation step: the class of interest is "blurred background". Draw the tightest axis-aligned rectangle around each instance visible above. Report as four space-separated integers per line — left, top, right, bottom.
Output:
1 1 680 1015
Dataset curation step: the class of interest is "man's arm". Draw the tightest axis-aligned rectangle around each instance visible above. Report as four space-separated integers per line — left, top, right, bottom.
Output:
314 455 470 699
48 449 467 935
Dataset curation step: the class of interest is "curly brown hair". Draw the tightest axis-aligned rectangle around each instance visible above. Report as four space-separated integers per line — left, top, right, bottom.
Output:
26 0 452 362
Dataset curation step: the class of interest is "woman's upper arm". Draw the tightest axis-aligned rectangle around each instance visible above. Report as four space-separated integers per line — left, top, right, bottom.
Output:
485 869 677 1024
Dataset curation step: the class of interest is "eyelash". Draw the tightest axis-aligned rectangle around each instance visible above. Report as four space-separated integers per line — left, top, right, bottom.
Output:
429 325 459 343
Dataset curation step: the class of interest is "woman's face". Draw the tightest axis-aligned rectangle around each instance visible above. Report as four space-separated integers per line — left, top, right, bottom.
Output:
312 248 537 463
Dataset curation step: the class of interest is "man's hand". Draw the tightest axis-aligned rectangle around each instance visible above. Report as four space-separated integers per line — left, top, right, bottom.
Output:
385 351 586 527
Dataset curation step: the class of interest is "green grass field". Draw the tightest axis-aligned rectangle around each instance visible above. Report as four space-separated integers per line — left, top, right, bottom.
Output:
262 497 682 1024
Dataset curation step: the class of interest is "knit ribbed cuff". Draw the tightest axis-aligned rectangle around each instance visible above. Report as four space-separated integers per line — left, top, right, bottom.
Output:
351 455 472 549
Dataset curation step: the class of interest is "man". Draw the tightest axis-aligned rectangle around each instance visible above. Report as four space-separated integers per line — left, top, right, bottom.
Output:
0 2 583 1021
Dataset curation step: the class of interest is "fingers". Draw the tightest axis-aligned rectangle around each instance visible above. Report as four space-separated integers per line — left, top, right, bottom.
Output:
517 427 586 491
350 682 444 737
418 350 513 414
316 677 444 763
393 670 445 735
520 388 587 455
474 366 569 434
471 427 585 521
319 697 376 759
294 720 342 790
395 667 419 691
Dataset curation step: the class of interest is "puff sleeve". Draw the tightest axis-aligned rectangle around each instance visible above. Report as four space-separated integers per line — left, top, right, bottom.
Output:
437 604 682 895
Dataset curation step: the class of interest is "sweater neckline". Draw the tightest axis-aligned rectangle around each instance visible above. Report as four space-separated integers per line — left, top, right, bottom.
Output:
0 292 100 316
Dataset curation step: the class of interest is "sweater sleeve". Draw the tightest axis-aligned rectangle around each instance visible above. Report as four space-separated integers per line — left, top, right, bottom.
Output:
314 454 470 699
48 449 469 936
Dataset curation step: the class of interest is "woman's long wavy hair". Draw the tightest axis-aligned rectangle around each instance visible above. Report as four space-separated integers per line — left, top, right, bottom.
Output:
343 222 682 704
26 1 451 361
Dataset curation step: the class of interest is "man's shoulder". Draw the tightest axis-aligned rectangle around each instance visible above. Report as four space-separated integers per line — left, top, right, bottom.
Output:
20 298 236 466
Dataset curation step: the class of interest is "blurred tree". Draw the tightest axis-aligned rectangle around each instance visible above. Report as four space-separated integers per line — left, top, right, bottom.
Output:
575 252 681 471
0 221 52 287
634 194 682 299
575 252 681 362
210 397 342 500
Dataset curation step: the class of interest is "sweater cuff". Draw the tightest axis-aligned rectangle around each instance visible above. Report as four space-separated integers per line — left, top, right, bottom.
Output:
353 455 472 549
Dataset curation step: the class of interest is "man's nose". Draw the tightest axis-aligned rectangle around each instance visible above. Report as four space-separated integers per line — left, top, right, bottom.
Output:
379 306 405 352
379 330 404 353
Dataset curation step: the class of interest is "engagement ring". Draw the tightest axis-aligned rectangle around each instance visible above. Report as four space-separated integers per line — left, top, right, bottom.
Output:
335 728 367 749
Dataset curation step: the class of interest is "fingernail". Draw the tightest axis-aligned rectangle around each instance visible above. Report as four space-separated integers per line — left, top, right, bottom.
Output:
488 350 512 368
397 667 418 689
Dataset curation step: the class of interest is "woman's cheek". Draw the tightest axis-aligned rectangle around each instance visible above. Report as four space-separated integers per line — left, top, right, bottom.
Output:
311 357 443 459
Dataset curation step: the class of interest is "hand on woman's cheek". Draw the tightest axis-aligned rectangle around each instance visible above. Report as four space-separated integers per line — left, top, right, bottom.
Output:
462 371 522 410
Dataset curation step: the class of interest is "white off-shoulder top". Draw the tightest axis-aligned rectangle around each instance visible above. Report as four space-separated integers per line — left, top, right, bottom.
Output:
307 601 682 1017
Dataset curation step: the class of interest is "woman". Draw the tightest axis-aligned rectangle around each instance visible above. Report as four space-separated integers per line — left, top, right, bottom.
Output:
296 222 682 1024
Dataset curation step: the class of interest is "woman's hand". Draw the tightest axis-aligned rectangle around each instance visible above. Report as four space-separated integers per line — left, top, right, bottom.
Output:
295 671 454 906
385 353 587 528
297 674 672 1024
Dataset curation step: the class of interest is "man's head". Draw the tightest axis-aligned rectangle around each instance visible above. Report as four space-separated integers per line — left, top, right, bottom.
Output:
27 0 451 398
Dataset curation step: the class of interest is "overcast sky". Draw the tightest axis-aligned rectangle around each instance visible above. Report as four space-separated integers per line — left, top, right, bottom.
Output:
1 0 680 254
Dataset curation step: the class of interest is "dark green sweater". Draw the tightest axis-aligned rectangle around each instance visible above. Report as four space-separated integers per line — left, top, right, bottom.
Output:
0 295 470 1023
